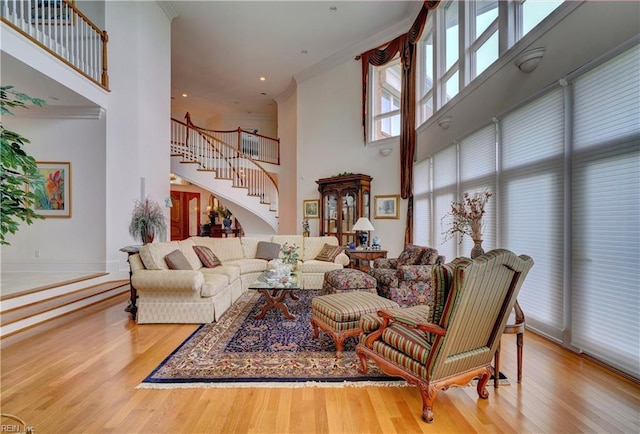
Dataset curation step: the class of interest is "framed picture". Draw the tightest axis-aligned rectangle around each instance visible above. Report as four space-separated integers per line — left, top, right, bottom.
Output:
303 199 319 219
31 162 71 218
31 0 75 25
374 194 400 219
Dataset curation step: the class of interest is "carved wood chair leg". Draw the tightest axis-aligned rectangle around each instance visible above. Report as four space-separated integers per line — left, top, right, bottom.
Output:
517 331 524 383
494 340 501 389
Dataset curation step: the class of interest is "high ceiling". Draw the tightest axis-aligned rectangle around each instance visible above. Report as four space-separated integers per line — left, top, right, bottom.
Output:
168 1 421 120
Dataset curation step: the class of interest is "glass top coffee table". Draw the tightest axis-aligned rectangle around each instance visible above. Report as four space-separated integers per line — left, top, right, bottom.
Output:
248 270 302 320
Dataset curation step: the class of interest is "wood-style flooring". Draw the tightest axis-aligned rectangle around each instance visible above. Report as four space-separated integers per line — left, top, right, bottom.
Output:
1 293 638 433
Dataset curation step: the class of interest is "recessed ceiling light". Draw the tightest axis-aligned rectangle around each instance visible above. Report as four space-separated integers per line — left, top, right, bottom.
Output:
329 5 337 12
261 92 267 96
260 77 266 81
182 93 188 97
301 50 308 55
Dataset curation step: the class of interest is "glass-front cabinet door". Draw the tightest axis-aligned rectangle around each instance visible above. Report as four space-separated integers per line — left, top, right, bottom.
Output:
317 174 372 247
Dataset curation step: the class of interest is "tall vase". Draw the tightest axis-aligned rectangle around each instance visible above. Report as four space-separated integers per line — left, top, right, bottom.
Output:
141 229 155 245
471 239 484 259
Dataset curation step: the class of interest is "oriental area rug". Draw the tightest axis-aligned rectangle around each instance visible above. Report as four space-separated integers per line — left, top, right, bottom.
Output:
138 289 407 389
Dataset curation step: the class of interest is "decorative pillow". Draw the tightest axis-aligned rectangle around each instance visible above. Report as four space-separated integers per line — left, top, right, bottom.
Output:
397 245 425 266
165 249 193 270
255 241 281 260
192 245 222 268
315 244 343 262
418 247 439 265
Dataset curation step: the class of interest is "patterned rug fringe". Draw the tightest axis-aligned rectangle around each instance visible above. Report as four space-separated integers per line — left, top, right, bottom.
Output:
136 380 410 389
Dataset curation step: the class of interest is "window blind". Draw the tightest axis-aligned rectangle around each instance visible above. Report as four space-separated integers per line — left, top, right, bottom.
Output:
571 45 640 377
500 89 565 338
413 158 432 247
459 124 497 254
433 145 459 261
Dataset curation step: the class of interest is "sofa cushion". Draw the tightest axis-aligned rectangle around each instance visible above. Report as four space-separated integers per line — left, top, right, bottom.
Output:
178 238 204 269
200 265 241 284
200 274 230 298
191 237 245 261
255 241 281 260
192 245 222 268
240 236 273 258
299 259 343 273
315 243 344 262
225 258 268 274
303 236 339 261
397 245 425 266
165 250 193 270
139 241 183 270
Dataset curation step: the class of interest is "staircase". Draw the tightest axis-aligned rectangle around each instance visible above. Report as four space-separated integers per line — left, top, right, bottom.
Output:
170 117 279 234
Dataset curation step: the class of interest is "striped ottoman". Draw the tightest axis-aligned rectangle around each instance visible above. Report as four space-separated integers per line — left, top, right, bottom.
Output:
311 291 399 358
322 268 378 295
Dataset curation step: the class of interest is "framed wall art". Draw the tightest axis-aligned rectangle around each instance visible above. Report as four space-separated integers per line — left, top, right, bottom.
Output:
374 194 399 219
303 199 319 219
31 162 71 218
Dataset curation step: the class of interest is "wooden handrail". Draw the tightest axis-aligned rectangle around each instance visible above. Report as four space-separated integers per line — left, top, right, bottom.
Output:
1 0 109 89
171 118 279 209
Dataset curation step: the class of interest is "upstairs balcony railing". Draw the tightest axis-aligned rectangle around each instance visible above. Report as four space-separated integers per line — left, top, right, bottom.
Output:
171 117 279 209
1 0 109 89
185 113 280 166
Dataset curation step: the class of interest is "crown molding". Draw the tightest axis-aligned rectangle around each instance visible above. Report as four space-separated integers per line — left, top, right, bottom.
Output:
157 1 178 21
274 78 297 105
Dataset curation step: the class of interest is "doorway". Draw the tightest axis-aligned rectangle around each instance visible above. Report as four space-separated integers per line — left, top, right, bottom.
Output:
170 191 200 240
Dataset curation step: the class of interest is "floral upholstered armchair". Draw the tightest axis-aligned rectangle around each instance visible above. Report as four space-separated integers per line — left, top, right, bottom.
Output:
369 245 445 307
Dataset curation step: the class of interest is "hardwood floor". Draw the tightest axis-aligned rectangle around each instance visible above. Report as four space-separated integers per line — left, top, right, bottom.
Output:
1 292 638 433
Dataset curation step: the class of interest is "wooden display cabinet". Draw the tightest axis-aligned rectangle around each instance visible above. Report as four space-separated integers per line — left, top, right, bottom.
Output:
316 173 372 246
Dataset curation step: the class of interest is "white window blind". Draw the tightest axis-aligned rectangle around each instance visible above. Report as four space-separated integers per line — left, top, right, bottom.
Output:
571 45 640 377
459 124 497 254
413 158 432 247
433 145 458 261
501 89 565 338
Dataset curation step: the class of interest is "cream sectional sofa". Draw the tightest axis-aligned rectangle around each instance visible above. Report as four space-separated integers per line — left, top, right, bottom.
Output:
129 235 349 324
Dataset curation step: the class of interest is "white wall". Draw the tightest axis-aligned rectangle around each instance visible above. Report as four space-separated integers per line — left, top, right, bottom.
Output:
104 1 172 277
296 58 405 257
276 84 297 235
1 117 107 272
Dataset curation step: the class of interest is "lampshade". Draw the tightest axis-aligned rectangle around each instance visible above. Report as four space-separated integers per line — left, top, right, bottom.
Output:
352 217 375 231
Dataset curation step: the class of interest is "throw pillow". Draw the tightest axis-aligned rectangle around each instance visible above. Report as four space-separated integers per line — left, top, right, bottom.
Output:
192 245 222 268
418 247 439 265
255 241 281 260
165 249 193 270
397 245 425 266
315 244 343 262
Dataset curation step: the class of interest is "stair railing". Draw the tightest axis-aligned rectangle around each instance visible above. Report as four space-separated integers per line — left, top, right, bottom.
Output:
184 113 280 165
1 0 109 89
171 118 279 208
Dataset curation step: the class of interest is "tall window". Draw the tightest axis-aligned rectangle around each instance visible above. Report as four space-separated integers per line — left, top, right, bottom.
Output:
370 58 401 141
518 0 564 38
441 0 460 103
418 17 434 124
413 44 640 378
471 1 499 78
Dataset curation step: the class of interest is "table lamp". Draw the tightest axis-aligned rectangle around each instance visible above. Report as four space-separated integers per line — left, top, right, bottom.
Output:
352 217 375 249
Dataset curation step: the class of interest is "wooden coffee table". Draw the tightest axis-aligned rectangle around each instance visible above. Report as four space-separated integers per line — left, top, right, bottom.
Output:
248 271 302 319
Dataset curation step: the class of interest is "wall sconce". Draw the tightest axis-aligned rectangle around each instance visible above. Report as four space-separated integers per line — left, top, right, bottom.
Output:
437 115 452 129
514 47 545 73
379 148 392 157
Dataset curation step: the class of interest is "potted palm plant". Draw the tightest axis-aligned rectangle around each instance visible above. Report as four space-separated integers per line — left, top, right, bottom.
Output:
128 197 167 244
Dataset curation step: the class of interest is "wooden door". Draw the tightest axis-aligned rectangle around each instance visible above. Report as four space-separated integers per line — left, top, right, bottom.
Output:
170 191 200 240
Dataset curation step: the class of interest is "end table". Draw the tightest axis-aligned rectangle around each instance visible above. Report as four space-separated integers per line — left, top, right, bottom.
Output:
345 249 388 273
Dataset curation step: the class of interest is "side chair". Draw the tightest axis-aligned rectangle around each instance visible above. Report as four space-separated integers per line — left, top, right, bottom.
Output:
355 249 534 423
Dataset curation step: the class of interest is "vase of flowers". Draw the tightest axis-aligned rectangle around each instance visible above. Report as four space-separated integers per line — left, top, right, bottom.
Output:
129 197 167 244
280 242 300 269
441 191 492 258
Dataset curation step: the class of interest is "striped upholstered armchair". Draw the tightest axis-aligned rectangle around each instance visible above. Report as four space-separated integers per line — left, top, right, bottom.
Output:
356 249 534 423
369 244 445 307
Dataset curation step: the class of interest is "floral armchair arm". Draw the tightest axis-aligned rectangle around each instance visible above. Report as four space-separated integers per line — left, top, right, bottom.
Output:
373 258 398 269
